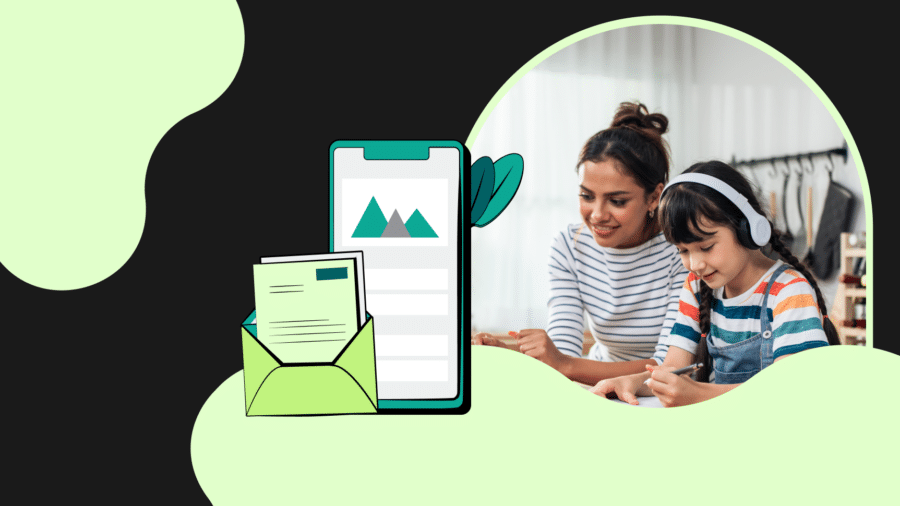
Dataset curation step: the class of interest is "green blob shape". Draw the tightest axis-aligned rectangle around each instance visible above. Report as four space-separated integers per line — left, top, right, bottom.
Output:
404 209 438 238
0 2 244 290
193 344 900 504
352 197 389 237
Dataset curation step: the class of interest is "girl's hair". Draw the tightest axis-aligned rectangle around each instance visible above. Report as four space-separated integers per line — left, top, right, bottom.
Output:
574 102 671 246
658 160 840 382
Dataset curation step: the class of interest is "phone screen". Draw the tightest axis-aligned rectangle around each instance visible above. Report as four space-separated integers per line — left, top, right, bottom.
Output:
331 142 462 404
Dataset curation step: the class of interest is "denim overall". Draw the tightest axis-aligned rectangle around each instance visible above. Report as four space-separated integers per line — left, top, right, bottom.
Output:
708 263 790 384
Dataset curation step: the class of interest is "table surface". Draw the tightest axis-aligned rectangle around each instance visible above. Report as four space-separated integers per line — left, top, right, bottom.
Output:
573 381 663 407
477 331 659 406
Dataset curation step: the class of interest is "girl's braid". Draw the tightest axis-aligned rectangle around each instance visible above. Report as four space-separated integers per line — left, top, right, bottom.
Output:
695 280 713 382
768 230 840 345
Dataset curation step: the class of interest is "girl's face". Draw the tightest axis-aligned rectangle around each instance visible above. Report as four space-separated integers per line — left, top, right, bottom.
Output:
674 218 755 298
578 159 661 249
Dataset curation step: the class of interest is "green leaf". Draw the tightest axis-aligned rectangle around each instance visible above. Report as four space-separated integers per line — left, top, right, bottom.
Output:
470 156 494 225
474 153 523 228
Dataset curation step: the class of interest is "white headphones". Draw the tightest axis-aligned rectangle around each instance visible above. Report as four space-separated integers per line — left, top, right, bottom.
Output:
661 172 771 248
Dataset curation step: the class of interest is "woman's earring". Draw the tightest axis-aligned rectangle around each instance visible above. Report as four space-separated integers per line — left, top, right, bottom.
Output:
648 209 655 219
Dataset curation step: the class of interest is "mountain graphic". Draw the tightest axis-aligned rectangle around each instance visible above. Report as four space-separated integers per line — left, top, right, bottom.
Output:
404 209 438 237
351 197 438 238
351 197 388 237
381 210 411 237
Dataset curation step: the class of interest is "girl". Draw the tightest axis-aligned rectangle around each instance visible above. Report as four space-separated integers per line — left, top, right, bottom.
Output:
592 160 837 406
473 102 690 385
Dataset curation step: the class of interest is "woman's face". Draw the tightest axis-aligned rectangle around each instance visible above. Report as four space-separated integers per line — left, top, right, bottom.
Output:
578 159 661 249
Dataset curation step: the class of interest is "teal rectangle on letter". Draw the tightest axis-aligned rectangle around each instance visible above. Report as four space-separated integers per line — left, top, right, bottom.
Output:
316 267 348 280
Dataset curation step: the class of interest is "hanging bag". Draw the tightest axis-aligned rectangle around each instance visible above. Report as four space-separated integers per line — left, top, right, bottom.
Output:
809 157 855 279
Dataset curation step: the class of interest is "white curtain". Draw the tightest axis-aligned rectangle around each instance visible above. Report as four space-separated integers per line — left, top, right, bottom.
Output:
470 25 863 334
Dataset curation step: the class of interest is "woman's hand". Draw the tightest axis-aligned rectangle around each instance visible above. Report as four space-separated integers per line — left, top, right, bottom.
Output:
589 373 648 405
471 332 520 352
513 329 571 373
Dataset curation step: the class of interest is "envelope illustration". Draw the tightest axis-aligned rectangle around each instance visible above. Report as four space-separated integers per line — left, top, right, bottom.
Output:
241 310 378 416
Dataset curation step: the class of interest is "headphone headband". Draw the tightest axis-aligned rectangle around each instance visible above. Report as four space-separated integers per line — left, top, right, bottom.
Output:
662 172 771 247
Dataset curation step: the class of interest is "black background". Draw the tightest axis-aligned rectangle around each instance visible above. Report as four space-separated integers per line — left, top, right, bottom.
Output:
5 5 888 504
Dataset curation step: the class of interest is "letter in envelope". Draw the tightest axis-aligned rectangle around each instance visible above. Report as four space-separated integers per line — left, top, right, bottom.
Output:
241 311 378 416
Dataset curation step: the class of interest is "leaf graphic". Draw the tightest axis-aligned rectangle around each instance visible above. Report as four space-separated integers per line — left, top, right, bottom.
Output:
475 153 523 227
470 156 494 225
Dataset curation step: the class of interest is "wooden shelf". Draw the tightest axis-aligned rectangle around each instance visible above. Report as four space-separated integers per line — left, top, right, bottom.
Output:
839 326 867 338
831 232 867 346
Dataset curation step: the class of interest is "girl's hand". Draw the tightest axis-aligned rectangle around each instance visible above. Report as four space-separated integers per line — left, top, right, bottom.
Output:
514 329 571 373
645 366 707 407
589 374 647 405
471 332 520 352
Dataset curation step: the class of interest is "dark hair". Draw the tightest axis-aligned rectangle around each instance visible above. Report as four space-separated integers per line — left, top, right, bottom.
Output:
658 161 840 382
576 102 671 193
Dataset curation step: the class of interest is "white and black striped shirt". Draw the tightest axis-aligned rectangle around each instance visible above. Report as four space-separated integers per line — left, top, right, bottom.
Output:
548 224 689 364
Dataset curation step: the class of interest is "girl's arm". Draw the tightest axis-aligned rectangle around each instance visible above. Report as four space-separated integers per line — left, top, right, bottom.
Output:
647 352 795 406
592 273 702 404
646 372 738 406
590 345 696 404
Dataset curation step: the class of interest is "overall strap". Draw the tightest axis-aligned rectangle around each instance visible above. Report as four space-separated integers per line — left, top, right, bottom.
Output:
758 263 792 335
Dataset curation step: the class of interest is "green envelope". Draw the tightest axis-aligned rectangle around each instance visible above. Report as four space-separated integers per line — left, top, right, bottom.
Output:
241 310 378 416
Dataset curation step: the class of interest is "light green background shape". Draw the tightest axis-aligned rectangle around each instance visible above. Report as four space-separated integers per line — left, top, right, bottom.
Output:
190 16 886 505
0 2 244 290
193 345 899 505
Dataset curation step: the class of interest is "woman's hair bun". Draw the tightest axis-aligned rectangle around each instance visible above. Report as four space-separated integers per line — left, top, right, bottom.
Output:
610 102 668 137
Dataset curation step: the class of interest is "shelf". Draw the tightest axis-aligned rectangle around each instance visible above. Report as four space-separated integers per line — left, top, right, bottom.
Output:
839 326 867 338
833 232 867 346
845 288 866 297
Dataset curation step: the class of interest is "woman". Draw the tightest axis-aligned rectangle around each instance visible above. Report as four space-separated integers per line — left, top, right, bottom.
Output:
472 102 690 385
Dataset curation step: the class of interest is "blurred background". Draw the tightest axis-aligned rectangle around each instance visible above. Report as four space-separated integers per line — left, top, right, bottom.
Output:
470 25 866 341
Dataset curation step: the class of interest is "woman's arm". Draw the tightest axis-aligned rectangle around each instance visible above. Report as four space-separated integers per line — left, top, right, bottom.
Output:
560 355 657 385
471 332 519 351
545 229 590 358
514 329 655 383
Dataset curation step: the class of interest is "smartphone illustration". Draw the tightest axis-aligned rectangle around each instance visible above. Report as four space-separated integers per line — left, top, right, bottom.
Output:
330 140 469 413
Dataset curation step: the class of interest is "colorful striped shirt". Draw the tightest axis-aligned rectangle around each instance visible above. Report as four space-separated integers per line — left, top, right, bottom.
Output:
548 224 689 364
663 260 829 360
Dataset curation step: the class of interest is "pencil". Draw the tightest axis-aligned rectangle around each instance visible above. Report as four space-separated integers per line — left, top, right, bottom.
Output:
644 363 703 385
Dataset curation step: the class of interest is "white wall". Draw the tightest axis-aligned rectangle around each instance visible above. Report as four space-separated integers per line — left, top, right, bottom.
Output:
471 26 868 333
689 29 866 310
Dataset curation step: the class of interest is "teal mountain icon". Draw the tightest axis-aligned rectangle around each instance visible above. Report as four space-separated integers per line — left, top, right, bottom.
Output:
352 197 389 237
404 209 438 238
351 197 438 238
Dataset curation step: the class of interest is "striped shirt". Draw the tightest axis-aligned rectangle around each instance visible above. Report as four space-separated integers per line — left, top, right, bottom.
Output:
664 260 829 360
548 224 689 364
